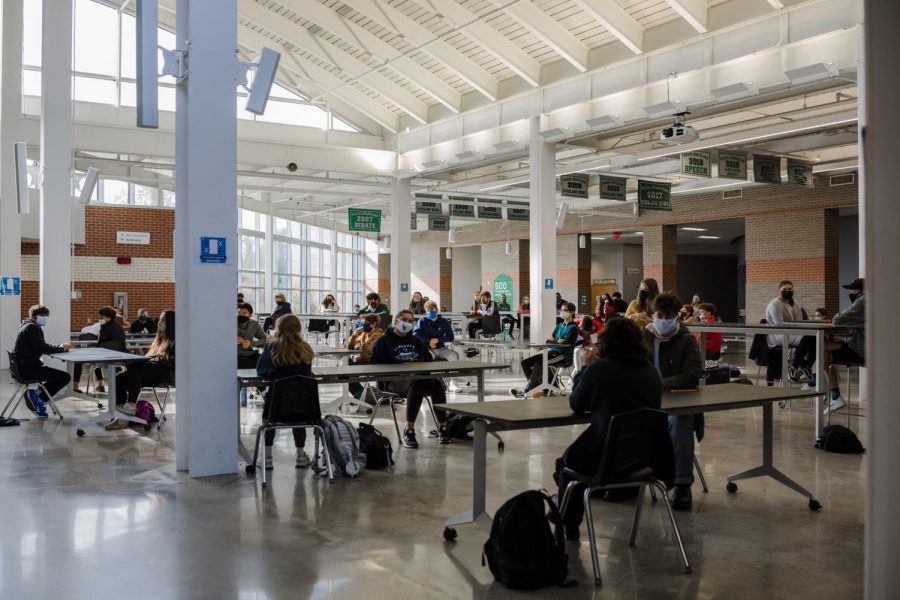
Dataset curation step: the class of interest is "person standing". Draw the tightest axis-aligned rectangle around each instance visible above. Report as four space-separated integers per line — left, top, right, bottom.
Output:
625 278 660 329
13 305 72 418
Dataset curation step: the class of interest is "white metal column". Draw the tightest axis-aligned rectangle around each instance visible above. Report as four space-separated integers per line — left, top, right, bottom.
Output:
528 116 557 339
174 0 239 476
389 177 411 314
863 2 900 598
39 0 73 345
0 0 24 368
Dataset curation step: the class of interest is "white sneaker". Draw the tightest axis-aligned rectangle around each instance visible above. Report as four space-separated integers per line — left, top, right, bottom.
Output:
824 396 847 415
801 383 815 391
295 450 311 468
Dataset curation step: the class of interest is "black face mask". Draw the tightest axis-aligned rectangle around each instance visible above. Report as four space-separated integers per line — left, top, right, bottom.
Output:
237 315 250 325
638 290 649 302
275 301 284 307
139 315 148 322
781 290 794 301
849 292 860 303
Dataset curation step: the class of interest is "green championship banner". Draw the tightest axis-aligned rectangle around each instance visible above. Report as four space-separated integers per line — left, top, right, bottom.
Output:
348 208 382 232
560 174 590 199
786 159 814 187
718 151 747 180
681 151 712 177
753 154 782 184
637 180 672 211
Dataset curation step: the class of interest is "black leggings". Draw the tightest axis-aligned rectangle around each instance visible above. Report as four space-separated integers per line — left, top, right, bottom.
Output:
467 319 482 339
264 427 307 447
115 363 174 405
73 364 103 385
521 352 569 392
383 379 447 424
21 366 71 402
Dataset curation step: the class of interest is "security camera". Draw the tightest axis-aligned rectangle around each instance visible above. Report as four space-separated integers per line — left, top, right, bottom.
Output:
287 162 298 172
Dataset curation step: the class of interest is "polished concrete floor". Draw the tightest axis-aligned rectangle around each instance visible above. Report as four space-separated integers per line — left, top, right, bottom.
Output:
0 349 865 599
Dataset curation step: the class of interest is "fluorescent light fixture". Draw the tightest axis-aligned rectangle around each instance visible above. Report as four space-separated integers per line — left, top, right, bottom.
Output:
585 115 621 131
697 235 721 239
136 0 159 128
785 63 835 86
493 140 522 153
711 82 757 102
540 128 570 143
479 178 526 192
448 228 455 243
681 227 707 231
643 101 685 118
13 142 29 214
246 48 282 115
634 231 644 236
420 159 445 170
767 0 785 8
591 236 607 240
78 168 99 205
455 150 482 162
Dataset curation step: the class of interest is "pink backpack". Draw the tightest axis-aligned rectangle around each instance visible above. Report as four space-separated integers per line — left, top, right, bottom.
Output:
135 399 156 423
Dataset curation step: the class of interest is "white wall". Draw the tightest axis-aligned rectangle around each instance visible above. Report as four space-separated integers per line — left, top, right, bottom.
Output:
21 189 86 244
591 242 643 299
451 245 481 312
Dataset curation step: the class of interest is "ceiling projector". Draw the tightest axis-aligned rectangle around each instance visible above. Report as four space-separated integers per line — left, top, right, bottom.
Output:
660 112 699 144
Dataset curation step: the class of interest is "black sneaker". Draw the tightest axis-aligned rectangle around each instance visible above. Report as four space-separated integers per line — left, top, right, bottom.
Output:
509 388 525 398
671 485 693 511
402 429 419 449
438 426 452 444
465 348 480 358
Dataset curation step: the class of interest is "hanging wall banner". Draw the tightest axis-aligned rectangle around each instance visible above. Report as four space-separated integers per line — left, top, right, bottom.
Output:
492 274 514 305
786 159 814 187
477 204 503 219
415 201 442 215
599 176 627 201
348 208 382 232
410 213 417 230
637 180 672 211
428 214 450 231
560 174 589 199
507 207 530 221
449 201 475 218
753 155 782 184
718 152 748 180
681 151 712 177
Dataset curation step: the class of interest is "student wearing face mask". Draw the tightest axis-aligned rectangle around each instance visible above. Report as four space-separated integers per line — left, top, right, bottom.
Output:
263 293 292 333
358 292 390 317
765 280 809 383
413 300 457 360
408 291 426 315
346 313 383 399
643 293 703 511
626 278 660 329
610 291 629 314
370 310 451 448
73 306 126 394
237 303 267 369
510 302 580 399
692 303 723 361
12 304 72 419
114 311 176 408
129 308 157 335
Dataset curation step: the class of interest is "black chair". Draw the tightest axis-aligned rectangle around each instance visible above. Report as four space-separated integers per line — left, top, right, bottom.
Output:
377 313 392 333
246 375 334 487
2 350 63 420
559 408 691 585
476 311 502 338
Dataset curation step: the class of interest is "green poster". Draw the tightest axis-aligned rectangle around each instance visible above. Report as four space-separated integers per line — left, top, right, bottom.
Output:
637 180 672 211
492 274 514 306
348 208 382 232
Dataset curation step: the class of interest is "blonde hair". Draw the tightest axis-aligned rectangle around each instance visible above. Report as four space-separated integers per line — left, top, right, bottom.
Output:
270 314 314 366
148 310 175 362
424 299 438 310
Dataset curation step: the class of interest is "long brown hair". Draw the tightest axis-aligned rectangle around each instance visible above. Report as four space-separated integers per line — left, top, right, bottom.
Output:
270 314 314 366
595 317 647 359
148 310 175 361
635 278 660 313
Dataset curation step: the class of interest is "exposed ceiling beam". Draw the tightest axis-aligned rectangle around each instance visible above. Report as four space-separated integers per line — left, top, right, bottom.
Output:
663 0 708 34
766 0 785 8
572 0 644 54
238 1 429 124
412 0 541 86
489 0 589 72
278 0 462 113
340 0 500 100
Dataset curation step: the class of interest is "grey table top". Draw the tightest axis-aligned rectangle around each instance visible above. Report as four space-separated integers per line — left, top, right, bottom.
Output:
48 348 149 365
442 384 821 427
687 321 846 332
238 360 502 384
310 345 357 356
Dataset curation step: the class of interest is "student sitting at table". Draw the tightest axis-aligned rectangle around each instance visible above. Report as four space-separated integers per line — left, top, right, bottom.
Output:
346 313 384 400
468 291 498 339
263 293 292 333
644 293 703 511
370 310 451 448
237 303 267 369
115 310 175 406
509 302 579 399
408 291 427 315
554 318 667 540
256 314 315 469
73 306 126 394
694 303 723 361
625 278 659 329
414 300 457 360
129 308 157 335
13 304 72 419
357 292 390 318
610 291 629 314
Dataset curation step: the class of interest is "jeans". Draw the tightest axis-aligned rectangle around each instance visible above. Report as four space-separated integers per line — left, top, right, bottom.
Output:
668 414 695 486
383 379 447 424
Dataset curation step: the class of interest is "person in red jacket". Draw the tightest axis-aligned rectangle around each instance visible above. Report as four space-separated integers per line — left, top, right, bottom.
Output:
694 302 723 360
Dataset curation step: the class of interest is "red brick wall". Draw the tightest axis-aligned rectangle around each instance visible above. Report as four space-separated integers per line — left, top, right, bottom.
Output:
643 224 678 292
439 248 452 311
518 239 530 301
377 253 391 308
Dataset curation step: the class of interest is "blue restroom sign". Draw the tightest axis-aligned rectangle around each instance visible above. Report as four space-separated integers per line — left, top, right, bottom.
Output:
0 276 20 296
200 237 227 264
544 278 554 290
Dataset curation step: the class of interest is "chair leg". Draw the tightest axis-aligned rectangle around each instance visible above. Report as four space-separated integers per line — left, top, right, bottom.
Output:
315 426 335 482
693 453 709 493
424 395 441 431
251 425 264 472
846 365 853 429
649 484 658 503
1 385 24 418
583 486 603 585
628 484 647 547
39 384 63 420
558 480 578 521
655 481 692 574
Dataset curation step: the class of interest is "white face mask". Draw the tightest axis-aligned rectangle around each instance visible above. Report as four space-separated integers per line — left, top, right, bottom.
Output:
560 311 571 319
395 320 413 335
653 316 678 337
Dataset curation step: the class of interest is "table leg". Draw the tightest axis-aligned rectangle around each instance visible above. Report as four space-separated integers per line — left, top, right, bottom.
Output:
444 418 491 534
815 331 825 441
781 333 789 389
477 371 505 449
237 380 253 464
76 362 147 434
699 332 707 374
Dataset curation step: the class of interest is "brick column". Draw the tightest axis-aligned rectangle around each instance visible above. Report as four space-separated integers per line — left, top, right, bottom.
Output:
377 252 391 309
518 239 530 300
643 224 678 292
745 208 839 323
577 235 592 313
557 234 579 306
439 248 452 311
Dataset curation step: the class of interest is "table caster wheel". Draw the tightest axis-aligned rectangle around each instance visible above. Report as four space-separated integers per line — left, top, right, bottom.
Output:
726 482 738 493
809 499 822 511
76 428 85 437
443 527 458 541
245 465 256 475
497 441 505 452
97 403 104 410
261 482 267 489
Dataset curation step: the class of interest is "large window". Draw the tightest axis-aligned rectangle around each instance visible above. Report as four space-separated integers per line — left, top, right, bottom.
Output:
238 209 266 313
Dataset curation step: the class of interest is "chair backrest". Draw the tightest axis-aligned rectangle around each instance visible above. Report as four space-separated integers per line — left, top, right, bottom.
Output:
378 313 392 332
265 374 321 425
307 318 331 333
596 407 673 486
481 310 502 335
747 319 770 366
78 332 98 341
5 350 24 383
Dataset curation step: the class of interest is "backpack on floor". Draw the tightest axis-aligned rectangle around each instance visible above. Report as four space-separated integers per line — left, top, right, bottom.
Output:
482 490 575 590
446 414 476 440
320 415 364 477
816 424 865 454
135 399 155 423
357 422 394 470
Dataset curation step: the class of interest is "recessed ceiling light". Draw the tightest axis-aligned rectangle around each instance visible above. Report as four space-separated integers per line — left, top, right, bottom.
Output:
634 232 644 236
591 236 607 240
697 235 721 239
681 227 707 231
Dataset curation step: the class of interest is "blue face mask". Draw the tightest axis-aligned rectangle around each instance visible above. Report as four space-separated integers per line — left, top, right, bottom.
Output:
35 316 48 327
354 319 363 329
653 316 678 337
426 310 438 319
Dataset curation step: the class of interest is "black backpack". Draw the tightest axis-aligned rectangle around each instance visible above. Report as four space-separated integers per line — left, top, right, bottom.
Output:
482 490 575 590
357 423 394 469
816 424 865 454
445 414 476 440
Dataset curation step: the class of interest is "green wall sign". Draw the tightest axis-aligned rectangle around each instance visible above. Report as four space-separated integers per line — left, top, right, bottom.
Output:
348 208 382 232
492 274 514 306
637 180 672 211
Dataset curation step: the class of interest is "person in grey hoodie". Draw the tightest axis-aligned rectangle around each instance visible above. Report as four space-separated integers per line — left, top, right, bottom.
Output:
238 302 267 369
821 278 866 414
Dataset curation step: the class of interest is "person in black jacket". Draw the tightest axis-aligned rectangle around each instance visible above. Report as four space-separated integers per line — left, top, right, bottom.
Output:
370 309 450 448
115 310 176 405
12 304 72 418
256 314 315 469
263 293 292 333
643 293 703 511
74 306 126 393
129 308 157 335
555 318 664 539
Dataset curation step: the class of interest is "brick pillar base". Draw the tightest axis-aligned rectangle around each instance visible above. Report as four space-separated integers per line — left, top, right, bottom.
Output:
518 239 530 301
643 225 678 293
577 234 592 313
